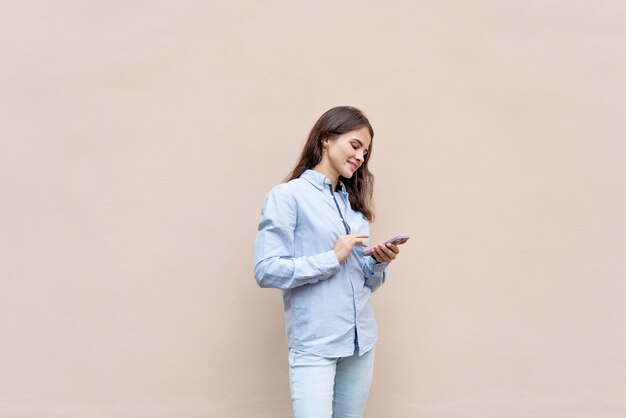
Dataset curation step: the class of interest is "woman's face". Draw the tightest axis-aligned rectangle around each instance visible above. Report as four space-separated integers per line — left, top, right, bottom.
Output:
323 126 372 179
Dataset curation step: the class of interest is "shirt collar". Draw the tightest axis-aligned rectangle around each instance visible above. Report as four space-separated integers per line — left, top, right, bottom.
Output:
300 169 347 194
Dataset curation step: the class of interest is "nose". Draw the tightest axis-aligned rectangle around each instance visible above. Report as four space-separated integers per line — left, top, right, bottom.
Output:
355 151 365 164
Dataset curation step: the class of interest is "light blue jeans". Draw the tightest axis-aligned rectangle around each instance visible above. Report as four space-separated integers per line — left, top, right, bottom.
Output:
288 345 375 418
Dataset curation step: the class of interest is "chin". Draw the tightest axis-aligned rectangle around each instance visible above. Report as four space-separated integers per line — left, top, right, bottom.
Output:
341 170 355 179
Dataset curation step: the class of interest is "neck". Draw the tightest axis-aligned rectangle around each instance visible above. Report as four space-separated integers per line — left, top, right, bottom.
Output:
312 164 339 190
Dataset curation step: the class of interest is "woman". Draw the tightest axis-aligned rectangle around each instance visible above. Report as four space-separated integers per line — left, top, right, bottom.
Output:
254 106 401 418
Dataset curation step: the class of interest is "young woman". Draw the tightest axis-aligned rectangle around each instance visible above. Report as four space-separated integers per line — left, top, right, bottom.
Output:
254 106 401 418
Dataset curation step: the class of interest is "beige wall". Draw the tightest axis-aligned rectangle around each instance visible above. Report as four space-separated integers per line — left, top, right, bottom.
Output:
1 1 625 417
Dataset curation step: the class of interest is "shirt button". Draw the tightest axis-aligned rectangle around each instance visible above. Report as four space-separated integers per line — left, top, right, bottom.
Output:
350 269 354 273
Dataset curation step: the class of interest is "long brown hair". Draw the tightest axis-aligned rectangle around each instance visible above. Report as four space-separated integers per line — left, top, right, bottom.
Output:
286 106 376 221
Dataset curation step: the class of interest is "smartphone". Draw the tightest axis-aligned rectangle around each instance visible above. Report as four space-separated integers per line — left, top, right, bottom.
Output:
364 235 410 256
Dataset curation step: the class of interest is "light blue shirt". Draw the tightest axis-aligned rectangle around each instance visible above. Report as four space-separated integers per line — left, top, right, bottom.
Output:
254 169 388 357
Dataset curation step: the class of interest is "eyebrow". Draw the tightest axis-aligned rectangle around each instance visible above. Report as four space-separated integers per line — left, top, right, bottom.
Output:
351 138 370 152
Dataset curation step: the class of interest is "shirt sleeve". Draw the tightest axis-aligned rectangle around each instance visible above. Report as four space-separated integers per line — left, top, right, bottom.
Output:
254 185 341 290
362 255 388 292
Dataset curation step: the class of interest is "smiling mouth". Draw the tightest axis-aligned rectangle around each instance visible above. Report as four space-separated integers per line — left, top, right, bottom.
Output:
348 161 358 171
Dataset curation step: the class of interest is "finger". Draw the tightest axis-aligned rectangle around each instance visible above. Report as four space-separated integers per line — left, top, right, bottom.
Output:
372 250 385 263
386 243 400 254
373 246 391 263
376 246 395 263
352 234 370 239
356 240 368 247
380 245 397 259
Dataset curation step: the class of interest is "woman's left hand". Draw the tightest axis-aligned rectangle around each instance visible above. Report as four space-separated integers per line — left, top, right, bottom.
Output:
371 242 400 264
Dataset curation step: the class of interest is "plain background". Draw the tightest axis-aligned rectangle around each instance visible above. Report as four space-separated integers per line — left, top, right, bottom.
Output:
1 1 625 417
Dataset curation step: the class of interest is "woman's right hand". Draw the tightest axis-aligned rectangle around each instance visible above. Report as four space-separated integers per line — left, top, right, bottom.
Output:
333 234 369 264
